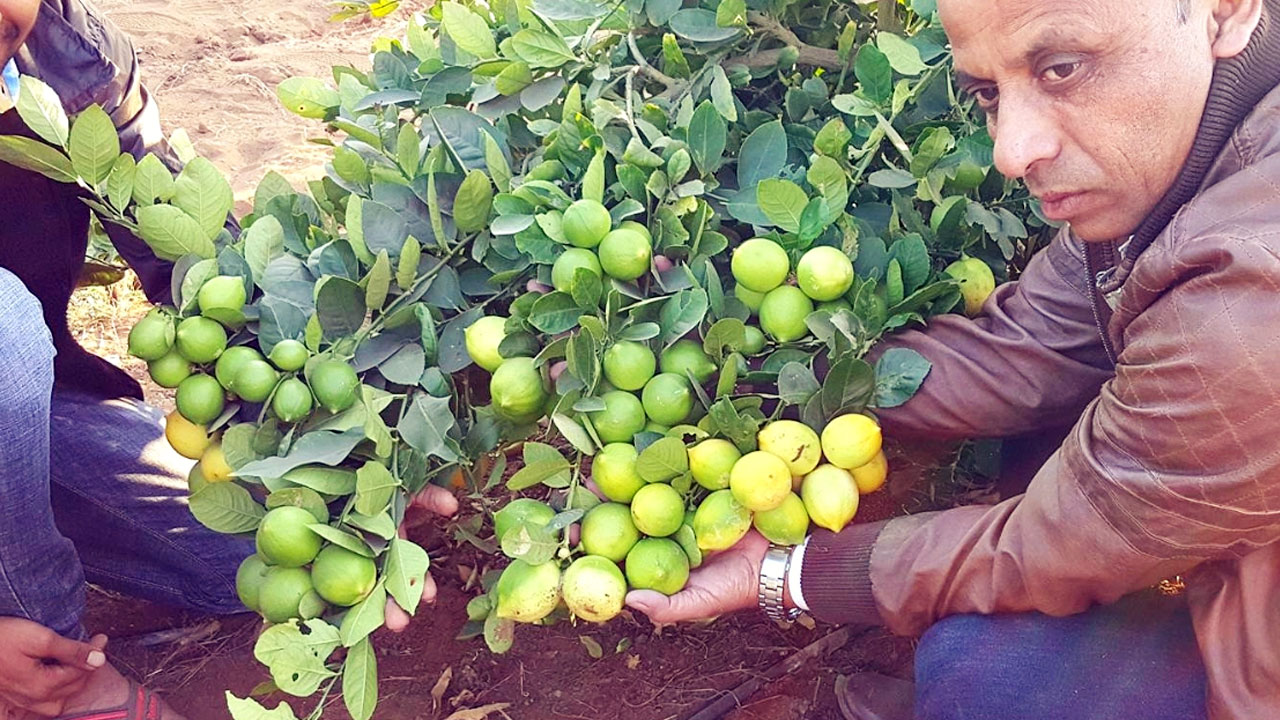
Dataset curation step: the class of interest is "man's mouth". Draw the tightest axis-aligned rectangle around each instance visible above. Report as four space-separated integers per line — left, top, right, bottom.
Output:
1037 191 1089 222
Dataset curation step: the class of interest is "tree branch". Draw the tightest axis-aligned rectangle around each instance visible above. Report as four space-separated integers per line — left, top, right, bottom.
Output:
740 11 844 71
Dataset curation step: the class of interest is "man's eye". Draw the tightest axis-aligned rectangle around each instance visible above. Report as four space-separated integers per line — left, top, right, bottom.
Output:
1042 62 1080 83
971 86 999 108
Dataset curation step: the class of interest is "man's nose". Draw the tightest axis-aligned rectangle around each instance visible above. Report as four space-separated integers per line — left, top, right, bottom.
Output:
991 95 1062 181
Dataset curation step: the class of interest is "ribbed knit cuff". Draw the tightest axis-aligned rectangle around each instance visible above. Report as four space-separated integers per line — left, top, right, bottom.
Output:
799 520 888 625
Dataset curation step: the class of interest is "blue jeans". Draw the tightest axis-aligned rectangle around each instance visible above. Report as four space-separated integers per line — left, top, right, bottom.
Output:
915 593 1207 719
0 269 252 639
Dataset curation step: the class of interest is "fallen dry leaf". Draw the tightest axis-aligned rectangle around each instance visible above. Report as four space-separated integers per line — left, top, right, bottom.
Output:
443 702 511 720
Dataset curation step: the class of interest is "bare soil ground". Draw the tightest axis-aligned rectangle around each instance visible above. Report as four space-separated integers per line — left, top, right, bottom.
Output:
61 3 966 718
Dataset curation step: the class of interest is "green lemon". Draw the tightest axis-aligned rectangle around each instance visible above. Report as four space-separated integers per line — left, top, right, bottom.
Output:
490 357 549 424
255 506 323 567
175 374 225 425
641 373 694 427
148 350 192 388
688 438 741 491
493 498 556 542
175 316 227 364
945 161 987 192
127 309 175 361
731 238 790 293
310 545 377 607
495 560 562 623
629 483 684 537
624 538 689 596
551 248 604 293
644 421 670 435
759 286 814 342
310 360 361 413
820 413 883 469
562 199 613 248
235 554 271 611
581 502 641 562
232 359 280 403
944 256 997 317
257 566 315 624
757 420 822 476
931 195 969 232
741 326 766 356
735 283 766 314
603 341 657 391
268 339 311 371
198 275 248 316
597 228 652 281
561 555 627 623
465 316 509 373
729 450 792 512
692 489 753 551
658 340 717 385
271 377 314 423
801 464 859 532
590 390 646 444
618 220 653 244
215 346 264 389
591 443 646 503
752 492 809 545
796 246 855 302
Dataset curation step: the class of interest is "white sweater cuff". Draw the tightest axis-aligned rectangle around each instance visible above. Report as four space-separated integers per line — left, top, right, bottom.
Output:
787 537 809 611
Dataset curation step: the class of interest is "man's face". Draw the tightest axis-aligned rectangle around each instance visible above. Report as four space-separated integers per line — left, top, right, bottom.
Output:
0 0 38 66
939 0 1239 241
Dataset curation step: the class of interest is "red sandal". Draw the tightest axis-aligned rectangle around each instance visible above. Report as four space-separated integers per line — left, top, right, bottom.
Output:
52 682 163 720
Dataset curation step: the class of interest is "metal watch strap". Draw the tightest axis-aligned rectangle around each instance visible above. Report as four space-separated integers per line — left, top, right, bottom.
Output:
758 543 802 621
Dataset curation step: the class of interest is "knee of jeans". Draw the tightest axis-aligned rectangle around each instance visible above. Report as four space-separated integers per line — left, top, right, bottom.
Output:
914 615 996 712
0 269 54 362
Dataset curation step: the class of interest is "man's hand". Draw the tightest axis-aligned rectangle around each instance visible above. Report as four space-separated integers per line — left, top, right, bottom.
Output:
384 484 459 632
626 530 770 624
0 618 107 716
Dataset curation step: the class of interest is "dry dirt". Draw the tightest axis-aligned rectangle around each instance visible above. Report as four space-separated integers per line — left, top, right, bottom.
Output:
64 3 941 718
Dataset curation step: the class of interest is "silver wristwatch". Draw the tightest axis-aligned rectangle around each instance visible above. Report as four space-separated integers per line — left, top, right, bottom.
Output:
758 543 802 621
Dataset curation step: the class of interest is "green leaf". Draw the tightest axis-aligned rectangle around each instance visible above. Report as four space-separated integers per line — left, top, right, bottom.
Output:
482 132 512 193
501 521 558 563
384 537 431 615
454 170 494 232
877 33 928 76
173 157 234 240
441 2 497 59
646 0 681 25
910 126 955 178
822 357 877 418
874 348 931 408
495 61 533 95
659 289 710 348
364 251 392 311
756 179 809 233
244 217 285 286
236 429 365 479
339 582 387 647
887 234 931 294
511 29 575 68
529 291 581 334
396 237 421 291
105 154 136 212
0 135 76 183
342 638 378 720
661 34 691 79
702 318 746 364
507 455 571 490
551 413 596 455
687 101 726 175
178 259 218 313
582 150 606 204
709 65 737 122
277 77 339 119
715 0 747 27
737 120 787 189
855 45 893 105
316 276 366 341
397 123 420 176
398 393 459 462
68 105 119 186
16 76 69 147
226 693 300 720
188 482 265 533
669 8 742 42
484 613 514 654
355 460 399 516
266 488 330 524
778 362 821 405
636 436 689 483
133 153 174 205
580 636 604 659
135 204 216 260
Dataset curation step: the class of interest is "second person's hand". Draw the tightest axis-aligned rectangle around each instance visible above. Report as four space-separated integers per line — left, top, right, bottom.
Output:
384 484 459 632
625 530 771 624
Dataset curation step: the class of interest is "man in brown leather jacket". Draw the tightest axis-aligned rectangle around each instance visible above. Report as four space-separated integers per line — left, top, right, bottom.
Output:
629 0 1280 718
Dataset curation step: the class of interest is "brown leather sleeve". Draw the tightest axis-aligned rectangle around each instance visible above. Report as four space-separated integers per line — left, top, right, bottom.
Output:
801 237 1280 635
871 229 1114 440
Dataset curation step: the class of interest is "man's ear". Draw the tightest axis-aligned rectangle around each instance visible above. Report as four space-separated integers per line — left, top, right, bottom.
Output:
0 0 41 65
1210 0 1265 58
